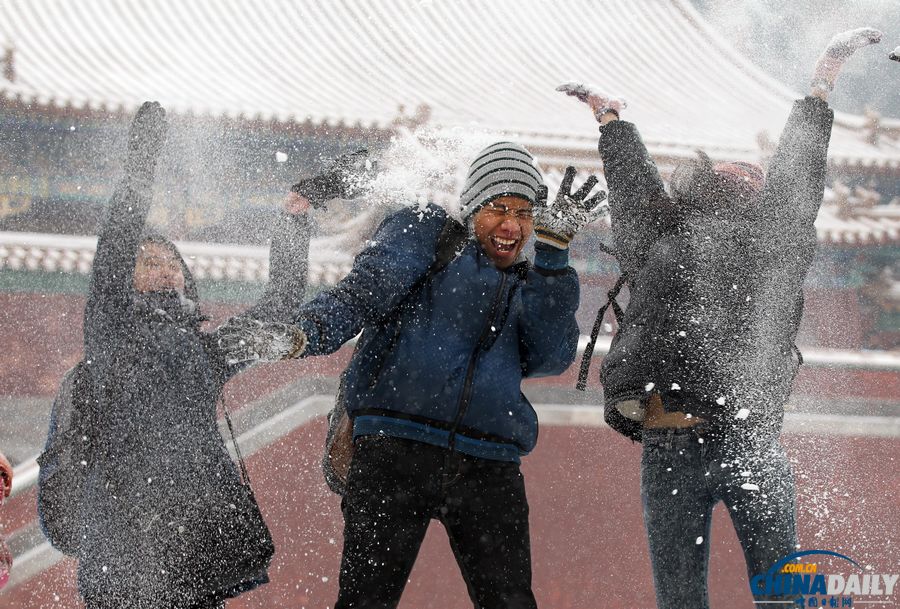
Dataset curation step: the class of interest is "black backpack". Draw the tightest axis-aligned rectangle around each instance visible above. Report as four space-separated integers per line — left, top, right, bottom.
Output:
37 361 97 555
322 215 470 495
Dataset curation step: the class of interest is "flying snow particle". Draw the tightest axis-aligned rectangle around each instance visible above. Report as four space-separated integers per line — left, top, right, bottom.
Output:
735 408 751 420
275 151 288 163
645 382 655 391
741 471 752 477
698 437 704 444
741 483 760 491
671 383 681 390
678 330 686 337
695 536 704 545
716 396 726 406
671 489 678 495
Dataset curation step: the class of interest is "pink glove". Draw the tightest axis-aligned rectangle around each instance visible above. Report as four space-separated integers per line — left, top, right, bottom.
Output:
0 452 11 506
811 27 882 97
556 82 627 122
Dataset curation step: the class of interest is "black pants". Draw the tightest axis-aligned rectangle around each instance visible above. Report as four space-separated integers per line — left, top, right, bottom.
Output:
336 435 538 609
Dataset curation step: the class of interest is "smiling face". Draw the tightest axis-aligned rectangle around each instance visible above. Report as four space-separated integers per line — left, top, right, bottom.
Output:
133 241 186 293
472 196 534 269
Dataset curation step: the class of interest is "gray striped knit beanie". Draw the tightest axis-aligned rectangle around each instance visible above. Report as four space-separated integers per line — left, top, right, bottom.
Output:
458 142 544 219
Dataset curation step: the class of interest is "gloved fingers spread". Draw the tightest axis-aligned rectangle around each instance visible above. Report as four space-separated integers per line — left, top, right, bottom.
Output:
558 166 578 199
534 184 549 207
583 193 610 222
571 174 599 202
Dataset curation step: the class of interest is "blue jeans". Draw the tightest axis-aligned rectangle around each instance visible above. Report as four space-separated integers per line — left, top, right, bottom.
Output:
641 427 797 609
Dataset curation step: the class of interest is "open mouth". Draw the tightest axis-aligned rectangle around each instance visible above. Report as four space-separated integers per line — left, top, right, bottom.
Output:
491 235 519 254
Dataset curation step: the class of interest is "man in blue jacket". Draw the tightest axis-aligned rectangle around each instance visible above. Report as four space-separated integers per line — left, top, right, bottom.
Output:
293 142 604 609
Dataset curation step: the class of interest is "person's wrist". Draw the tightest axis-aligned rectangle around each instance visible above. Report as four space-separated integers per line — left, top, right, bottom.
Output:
534 226 572 250
596 109 620 124
534 239 570 270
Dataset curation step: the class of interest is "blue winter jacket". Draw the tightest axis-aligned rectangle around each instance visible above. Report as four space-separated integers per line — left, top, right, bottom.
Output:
297 204 580 462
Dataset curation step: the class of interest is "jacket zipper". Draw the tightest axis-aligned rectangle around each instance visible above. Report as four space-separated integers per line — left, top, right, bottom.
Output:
447 272 507 452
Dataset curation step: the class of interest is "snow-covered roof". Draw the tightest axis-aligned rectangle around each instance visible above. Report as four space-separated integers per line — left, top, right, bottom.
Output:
1 0 899 169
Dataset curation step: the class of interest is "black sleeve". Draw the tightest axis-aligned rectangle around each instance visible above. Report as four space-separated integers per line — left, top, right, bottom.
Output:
205 210 313 383
760 96 834 231
598 120 673 277
83 179 153 354
244 211 312 322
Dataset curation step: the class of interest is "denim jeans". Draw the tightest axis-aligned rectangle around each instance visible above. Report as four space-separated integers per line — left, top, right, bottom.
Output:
641 427 797 609
336 435 538 609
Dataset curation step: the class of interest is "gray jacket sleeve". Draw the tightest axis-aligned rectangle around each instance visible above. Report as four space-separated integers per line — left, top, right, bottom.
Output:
597 120 673 278
759 96 835 232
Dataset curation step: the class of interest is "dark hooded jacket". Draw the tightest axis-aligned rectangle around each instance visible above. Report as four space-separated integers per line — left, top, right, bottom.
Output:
77 177 310 608
599 97 833 443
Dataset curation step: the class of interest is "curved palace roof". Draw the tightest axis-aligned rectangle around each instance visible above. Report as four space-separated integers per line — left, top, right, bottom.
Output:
1 0 898 168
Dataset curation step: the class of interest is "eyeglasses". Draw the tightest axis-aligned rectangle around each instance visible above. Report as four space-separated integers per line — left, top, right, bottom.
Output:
482 203 534 221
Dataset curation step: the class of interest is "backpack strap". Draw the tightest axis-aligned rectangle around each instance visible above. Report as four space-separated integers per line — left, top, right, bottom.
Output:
220 397 253 488
431 215 469 273
576 273 627 391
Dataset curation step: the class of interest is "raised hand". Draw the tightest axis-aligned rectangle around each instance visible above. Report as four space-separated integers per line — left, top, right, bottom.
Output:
534 166 608 249
811 27 882 99
124 101 168 187
291 148 376 209
216 316 308 365
556 82 627 122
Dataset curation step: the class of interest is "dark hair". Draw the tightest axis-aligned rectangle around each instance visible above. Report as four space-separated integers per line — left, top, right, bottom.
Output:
670 150 757 214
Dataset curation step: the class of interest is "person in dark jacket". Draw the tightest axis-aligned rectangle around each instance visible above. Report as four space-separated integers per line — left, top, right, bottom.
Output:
77 102 312 609
292 141 604 609
558 27 882 609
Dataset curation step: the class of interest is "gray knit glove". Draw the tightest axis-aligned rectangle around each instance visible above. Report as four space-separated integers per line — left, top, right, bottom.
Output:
811 28 882 97
217 317 308 365
534 166 608 249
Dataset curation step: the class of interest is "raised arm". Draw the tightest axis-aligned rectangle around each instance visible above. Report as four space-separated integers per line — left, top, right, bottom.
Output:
296 206 445 356
84 102 167 347
243 192 313 322
519 167 603 376
764 28 881 229
205 193 314 379
557 83 670 277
